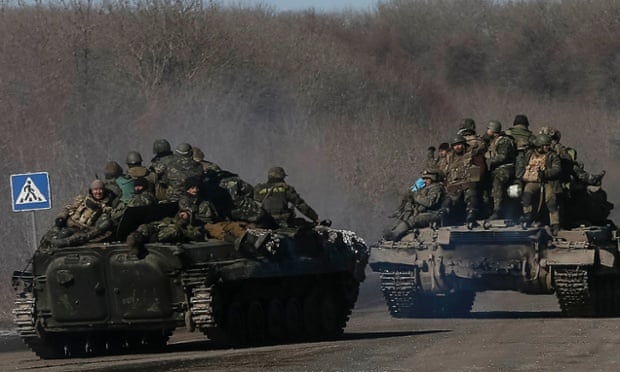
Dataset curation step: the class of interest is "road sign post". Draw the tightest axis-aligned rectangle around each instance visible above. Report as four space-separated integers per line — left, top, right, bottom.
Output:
11 172 52 251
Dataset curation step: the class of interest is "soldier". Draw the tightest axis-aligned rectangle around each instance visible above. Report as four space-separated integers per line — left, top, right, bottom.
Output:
127 177 157 207
178 176 219 225
103 160 123 200
505 114 533 153
383 169 448 241
192 146 222 174
150 139 175 200
161 143 204 202
436 142 451 174
484 121 517 219
445 135 484 228
516 134 562 233
457 118 487 156
41 179 117 248
127 209 205 256
254 166 319 227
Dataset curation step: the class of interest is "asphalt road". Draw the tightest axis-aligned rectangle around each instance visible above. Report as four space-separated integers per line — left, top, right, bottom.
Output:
2 271 620 372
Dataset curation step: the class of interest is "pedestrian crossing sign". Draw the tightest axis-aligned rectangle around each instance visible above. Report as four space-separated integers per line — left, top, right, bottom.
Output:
11 172 51 212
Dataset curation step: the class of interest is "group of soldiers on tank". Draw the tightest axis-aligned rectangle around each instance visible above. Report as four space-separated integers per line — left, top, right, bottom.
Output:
384 114 612 241
41 140 321 251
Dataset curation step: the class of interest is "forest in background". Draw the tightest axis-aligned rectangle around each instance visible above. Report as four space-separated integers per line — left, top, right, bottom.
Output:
1 0 619 320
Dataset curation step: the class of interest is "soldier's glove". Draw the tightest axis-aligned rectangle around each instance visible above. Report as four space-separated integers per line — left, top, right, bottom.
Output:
54 217 66 228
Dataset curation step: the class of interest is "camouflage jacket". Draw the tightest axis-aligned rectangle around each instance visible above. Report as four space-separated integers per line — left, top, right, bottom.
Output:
411 182 445 213
162 155 204 201
178 194 219 224
505 125 532 151
61 193 115 230
445 147 484 188
485 134 516 170
254 181 318 225
127 190 157 207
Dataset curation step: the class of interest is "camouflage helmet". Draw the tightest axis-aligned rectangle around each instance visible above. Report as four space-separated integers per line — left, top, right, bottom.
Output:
533 134 552 147
126 151 143 166
539 126 561 141
421 169 441 182
459 118 476 131
104 161 123 179
487 120 502 133
451 134 467 146
152 139 171 156
175 143 193 157
268 166 287 179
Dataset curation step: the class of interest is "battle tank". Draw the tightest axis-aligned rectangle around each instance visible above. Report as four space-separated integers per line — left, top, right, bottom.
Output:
371 219 620 318
12 204 369 359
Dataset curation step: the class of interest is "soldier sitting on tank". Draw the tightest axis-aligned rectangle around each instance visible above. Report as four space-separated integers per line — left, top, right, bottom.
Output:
103 160 123 201
254 166 320 228
383 169 449 241
192 146 222 174
149 139 175 201
160 143 204 202
41 179 119 248
457 118 487 156
484 121 517 220
127 177 157 207
444 135 484 228
127 208 205 257
516 134 562 234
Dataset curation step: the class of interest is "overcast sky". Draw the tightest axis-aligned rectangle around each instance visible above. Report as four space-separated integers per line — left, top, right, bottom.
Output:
220 0 381 12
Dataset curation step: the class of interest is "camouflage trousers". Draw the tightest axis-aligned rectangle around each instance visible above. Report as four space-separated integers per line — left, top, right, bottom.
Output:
490 166 513 213
522 182 559 225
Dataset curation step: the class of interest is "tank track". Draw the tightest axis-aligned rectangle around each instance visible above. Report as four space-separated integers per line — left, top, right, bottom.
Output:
379 268 475 318
554 268 620 317
13 291 172 359
185 273 360 346
554 268 594 317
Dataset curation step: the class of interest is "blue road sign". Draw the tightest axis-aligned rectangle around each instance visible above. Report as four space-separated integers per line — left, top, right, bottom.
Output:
11 172 51 212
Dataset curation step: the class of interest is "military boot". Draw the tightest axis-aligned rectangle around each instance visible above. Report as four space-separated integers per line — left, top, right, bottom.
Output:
520 213 532 229
127 232 147 257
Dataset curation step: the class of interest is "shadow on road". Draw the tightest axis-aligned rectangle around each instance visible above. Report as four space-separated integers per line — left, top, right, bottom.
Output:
468 311 564 319
342 329 449 341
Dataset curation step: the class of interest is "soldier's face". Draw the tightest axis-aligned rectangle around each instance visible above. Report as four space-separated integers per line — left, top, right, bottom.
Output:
91 187 104 200
453 143 464 154
186 185 199 196
439 149 448 157
423 177 432 186
134 185 144 193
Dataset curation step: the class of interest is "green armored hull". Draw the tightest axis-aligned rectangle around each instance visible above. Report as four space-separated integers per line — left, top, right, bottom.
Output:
371 220 620 318
13 220 368 359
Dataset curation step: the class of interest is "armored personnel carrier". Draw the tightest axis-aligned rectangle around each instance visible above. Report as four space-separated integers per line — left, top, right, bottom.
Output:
12 205 369 359
371 220 620 318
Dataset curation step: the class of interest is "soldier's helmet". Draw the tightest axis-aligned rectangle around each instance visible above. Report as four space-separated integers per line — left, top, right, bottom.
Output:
487 120 502 133
533 134 552 147
451 134 467 146
421 169 441 182
126 151 143 166
175 143 193 157
152 139 171 156
539 126 561 142
459 118 476 131
268 166 287 180
104 161 123 179
513 114 530 127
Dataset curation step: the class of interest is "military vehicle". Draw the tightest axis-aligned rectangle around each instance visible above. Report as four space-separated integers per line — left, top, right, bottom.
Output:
371 220 620 318
12 205 369 359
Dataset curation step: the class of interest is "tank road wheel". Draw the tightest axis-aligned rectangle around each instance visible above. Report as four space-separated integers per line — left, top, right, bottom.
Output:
284 297 304 341
303 292 322 339
226 301 247 345
247 301 267 345
266 299 285 342
319 293 344 339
